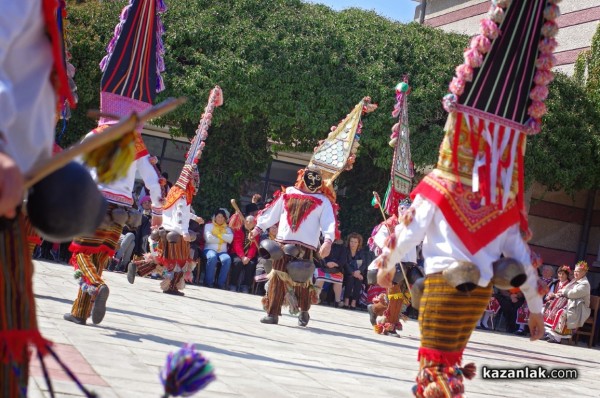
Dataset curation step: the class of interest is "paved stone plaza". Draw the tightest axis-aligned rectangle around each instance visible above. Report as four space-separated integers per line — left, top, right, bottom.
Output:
28 260 599 397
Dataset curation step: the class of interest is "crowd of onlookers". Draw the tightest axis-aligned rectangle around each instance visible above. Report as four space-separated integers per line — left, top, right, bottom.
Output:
478 262 599 345
32 186 599 343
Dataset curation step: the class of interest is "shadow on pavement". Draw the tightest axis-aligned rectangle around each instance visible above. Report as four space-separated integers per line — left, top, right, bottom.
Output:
98 325 405 382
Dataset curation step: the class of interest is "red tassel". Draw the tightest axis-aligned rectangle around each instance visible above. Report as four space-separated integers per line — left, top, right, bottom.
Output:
418 347 463 367
0 330 52 363
460 362 476 380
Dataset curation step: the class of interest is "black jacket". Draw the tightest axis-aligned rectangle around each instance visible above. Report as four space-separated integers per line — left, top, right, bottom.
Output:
321 243 350 274
344 249 371 277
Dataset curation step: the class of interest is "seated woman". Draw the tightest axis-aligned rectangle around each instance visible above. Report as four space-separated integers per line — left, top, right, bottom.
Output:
545 265 571 303
544 261 591 343
514 265 563 336
314 239 350 308
203 208 234 289
477 294 500 330
343 232 370 310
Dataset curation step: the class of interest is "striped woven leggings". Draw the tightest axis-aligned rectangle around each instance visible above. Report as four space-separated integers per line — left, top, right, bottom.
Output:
414 273 491 398
386 284 404 324
265 256 311 316
0 214 38 397
70 251 111 319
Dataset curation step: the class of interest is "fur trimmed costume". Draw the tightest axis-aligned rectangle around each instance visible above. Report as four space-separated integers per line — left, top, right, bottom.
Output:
256 185 336 325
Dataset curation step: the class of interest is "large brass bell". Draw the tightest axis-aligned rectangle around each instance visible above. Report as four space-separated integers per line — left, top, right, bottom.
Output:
110 208 129 225
166 231 182 243
286 260 315 283
282 244 300 258
491 257 527 289
150 229 160 241
410 277 425 310
27 161 107 242
259 239 283 261
260 258 273 274
127 210 143 229
442 261 481 292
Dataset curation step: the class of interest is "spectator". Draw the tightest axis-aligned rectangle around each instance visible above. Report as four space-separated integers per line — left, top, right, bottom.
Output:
109 225 136 272
133 195 153 257
343 233 369 310
162 171 173 190
245 193 263 215
229 215 260 293
203 208 233 288
188 208 205 260
314 239 350 308
545 265 570 302
544 261 591 343
254 224 278 295
496 288 525 333
540 264 557 286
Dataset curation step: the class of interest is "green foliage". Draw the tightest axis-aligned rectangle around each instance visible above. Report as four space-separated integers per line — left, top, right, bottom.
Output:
527 73 600 193
532 23 600 195
64 0 600 234
65 0 467 221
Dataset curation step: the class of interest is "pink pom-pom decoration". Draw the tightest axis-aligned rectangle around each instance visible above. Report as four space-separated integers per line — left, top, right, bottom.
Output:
529 85 549 102
525 118 542 135
541 21 559 38
470 35 491 54
449 77 466 96
534 70 554 86
480 18 500 40
455 64 474 82
536 53 556 70
464 48 483 68
544 5 560 21
391 122 400 133
528 101 547 119
538 37 558 55
493 0 512 7
442 93 458 113
488 6 505 24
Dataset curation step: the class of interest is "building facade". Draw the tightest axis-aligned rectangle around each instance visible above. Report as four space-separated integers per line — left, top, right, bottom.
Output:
414 0 600 75
413 0 600 287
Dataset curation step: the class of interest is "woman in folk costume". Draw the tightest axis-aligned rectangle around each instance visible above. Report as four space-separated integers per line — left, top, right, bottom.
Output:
544 261 591 343
127 86 222 294
0 0 80 395
251 97 377 326
64 0 169 326
375 1 560 396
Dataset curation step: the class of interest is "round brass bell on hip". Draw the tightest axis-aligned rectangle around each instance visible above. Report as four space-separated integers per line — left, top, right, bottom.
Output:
442 261 481 292
491 257 527 289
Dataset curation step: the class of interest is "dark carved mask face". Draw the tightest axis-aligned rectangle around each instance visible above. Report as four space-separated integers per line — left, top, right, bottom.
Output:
303 170 322 193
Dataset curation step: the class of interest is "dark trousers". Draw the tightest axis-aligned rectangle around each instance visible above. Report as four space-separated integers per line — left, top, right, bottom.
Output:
230 256 257 289
343 275 363 302
40 240 71 262
496 294 525 333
